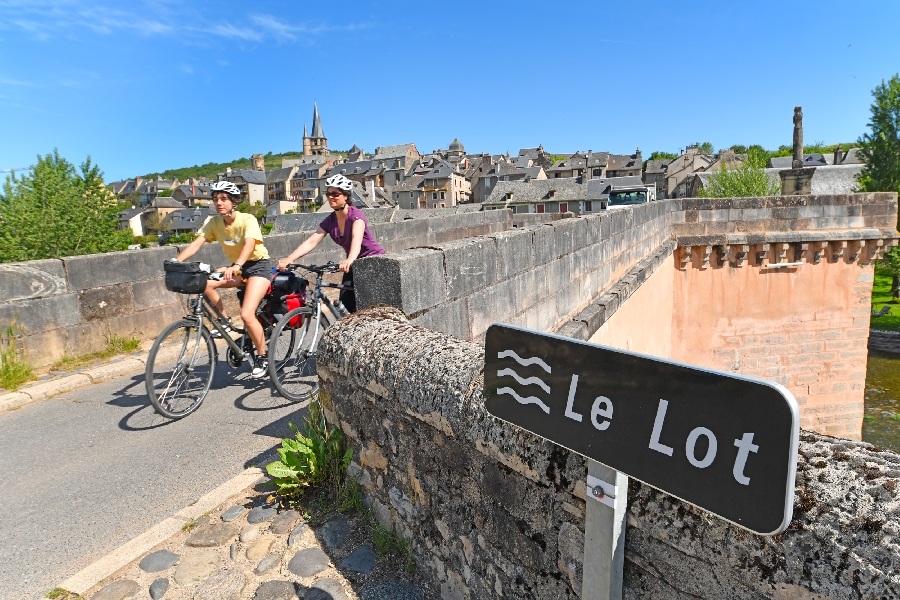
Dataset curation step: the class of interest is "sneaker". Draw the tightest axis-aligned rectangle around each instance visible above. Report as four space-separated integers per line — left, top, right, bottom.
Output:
210 318 234 339
251 355 269 378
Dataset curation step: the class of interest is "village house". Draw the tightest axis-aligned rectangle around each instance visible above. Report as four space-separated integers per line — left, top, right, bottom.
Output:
605 148 643 178
290 162 330 204
170 179 212 206
471 155 545 203
482 178 588 214
223 167 267 205
664 146 715 198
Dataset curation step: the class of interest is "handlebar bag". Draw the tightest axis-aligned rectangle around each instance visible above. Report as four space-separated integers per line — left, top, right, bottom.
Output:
164 261 208 294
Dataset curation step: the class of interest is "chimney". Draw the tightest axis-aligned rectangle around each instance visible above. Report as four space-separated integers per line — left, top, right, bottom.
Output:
135 176 143 187
225 166 233 175
365 179 375 202
834 144 843 165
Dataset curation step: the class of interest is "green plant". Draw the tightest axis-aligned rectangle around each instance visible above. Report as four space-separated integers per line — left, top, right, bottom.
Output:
50 333 141 371
262 223 274 235
167 233 195 245
44 588 82 599
182 520 198 532
369 516 415 572
338 476 366 513
0 319 35 391
858 74 900 210
0 149 133 263
698 147 781 198
157 189 174 197
266 398 352 498
694 141 715 155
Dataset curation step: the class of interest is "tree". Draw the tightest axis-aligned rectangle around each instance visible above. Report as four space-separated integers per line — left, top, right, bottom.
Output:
237 202 266 220
878 246 900 301
143 210 173 235
695 141 715 155
730 145 748 154
0 150 132 263
698 147 781 198
858 74 900 205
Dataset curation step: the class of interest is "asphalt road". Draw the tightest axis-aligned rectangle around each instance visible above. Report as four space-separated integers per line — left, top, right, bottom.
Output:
0 359 308 600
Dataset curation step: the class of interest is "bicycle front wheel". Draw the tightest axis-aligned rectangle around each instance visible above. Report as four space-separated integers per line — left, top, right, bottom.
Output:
268 307 324 403
145 319 216 419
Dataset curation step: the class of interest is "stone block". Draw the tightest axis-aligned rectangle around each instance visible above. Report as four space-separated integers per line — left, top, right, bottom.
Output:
0 293 81 333
132 278 180 311
491 229 534 280
354 249 447 314
0 259 68 303
78 284 136 321
62 246 177 290
411 298 471 341
436 237 498 300
470 279 516 339
525 295 558 332
556 320 588 341
556 280 583 319
531 225 557 265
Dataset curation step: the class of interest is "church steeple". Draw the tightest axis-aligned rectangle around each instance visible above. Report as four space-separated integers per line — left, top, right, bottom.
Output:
311 103 325 139
303 123 308 137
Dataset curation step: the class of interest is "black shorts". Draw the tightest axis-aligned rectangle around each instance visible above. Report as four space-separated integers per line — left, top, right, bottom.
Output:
241 259 274 281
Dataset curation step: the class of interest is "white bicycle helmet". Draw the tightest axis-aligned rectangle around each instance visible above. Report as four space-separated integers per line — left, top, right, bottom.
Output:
209 180 241 198
324 173 353 192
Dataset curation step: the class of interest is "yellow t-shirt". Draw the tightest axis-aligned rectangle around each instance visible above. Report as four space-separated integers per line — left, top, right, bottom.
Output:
199 212 269 263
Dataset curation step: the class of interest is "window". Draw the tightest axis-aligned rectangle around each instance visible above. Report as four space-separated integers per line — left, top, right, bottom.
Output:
433 193 437 200
410 202 415 209
440 192 445 200
503 176 509 181
440 203 445 208
585 200 593 211
396 193 400 199
555 173 560 178
410 191 414 198
485 179 491 188
593 168 601 176
537 204 545 213
560 203 568 213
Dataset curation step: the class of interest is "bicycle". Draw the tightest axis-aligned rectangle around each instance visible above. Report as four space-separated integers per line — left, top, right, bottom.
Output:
266 262 353 403
145 261 307 419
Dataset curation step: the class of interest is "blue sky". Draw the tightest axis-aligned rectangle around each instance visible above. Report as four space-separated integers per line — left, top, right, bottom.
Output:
1 0 898 181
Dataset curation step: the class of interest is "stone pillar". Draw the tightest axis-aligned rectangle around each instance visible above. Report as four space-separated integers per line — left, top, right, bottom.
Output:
792 106 803 169
252 153 265 171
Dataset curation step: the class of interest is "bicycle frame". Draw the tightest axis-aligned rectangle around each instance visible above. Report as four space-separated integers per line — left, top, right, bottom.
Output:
295 265 353 355
182 293 251 362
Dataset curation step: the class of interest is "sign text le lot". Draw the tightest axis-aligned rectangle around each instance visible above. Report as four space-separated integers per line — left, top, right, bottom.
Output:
484 324 800 535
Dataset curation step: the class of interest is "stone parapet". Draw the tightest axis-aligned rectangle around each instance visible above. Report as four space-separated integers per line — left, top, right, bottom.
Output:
318 309 900 599
354 201 679 341
0 210 514 370
869 329 900 354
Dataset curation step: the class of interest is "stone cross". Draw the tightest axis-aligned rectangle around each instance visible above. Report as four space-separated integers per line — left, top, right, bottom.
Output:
792 107 803 169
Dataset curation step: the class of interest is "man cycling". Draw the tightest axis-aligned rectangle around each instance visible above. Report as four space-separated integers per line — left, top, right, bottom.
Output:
174 181 273 378
277 174 385 312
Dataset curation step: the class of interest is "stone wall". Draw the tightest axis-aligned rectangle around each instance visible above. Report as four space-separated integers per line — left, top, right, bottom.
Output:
353 201 678 342
318 309 900 600
0 210 512 369
868 330 900 354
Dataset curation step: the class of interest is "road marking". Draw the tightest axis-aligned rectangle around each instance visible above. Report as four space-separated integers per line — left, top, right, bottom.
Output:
58 467 263 595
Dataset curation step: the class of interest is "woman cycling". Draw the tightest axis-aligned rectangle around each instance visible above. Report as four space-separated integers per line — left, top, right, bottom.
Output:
277 174 384 312
175 180 273 378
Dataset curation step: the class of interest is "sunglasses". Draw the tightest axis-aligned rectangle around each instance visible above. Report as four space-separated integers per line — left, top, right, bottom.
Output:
326 191 345 198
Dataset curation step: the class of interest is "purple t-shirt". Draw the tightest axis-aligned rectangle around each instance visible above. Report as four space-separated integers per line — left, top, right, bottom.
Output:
319 206 385 258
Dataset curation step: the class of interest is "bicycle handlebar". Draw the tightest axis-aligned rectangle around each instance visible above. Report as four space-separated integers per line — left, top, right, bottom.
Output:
288 262 341 275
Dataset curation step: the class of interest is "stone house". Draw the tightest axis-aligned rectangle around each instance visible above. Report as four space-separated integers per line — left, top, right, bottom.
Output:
545 151 610 179
421 160 470 207
471 157 545 203
642 158 673 194
482 178 588 214
117 207 145 236
605 148 643 178
290 163 330 203
370 143 421 189
265 166 299 216
224 168 267 205
110 176 180 206
166 207 214 235
392 175 427 209
664 147 714 198
171 180 212 206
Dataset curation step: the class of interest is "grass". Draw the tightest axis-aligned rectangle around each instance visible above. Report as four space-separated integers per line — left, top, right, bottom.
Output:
0 320 36 391
369 516 415 573
44 589 82 599
181 520 198 532
51 334 141 371
871 271 900 333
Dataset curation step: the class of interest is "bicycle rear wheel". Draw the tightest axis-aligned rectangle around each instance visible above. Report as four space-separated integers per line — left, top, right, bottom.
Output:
268 307 324 403
146 319 216 419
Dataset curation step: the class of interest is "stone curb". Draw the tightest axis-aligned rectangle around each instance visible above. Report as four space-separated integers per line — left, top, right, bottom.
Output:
59 467 264 595
0 343 199 414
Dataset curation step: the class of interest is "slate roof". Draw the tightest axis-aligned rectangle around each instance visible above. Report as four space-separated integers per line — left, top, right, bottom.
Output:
768 154 834 169
485 161 523 177
172 184 212 199
449 138 464 153
119 208 144 220
292 163 327 178
328 160 373 176
423 160 459 179
484 178 587 205
373 143 416 159
310 103 325 138
586 176 645 199
644 159 671 174
168 208 214 231
841 147 863 164
266 167 295 184
607 153 641 171
393 175 425 193
547 156 589 173
228 169 268 185
147 197 187 209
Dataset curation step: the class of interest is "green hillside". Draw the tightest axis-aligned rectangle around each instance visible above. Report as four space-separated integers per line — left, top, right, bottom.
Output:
142 150 347 180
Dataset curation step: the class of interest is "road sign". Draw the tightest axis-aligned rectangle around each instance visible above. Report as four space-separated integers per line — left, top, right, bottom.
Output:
484 323 799 535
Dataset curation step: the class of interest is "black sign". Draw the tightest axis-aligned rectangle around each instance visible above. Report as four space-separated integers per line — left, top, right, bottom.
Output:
484 324 799 535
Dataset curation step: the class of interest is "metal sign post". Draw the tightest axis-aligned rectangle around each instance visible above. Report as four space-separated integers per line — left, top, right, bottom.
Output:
483 323 801 599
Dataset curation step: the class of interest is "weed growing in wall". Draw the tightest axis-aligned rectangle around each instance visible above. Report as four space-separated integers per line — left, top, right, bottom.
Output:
51 333 141 371
266 396 353 499
0 319 35 391
369 517 415 573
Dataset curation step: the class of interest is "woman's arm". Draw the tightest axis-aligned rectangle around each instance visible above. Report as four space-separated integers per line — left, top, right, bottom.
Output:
277 228 328 270
175 235 207 262
339 219 366 273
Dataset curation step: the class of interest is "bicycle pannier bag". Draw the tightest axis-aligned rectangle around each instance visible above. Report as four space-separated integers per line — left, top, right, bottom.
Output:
164 261 209 294
271 272 308 328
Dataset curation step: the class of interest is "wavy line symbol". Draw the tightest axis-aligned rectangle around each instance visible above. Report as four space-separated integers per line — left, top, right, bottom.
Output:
497 387 551 414
497 350 551 373
497 368 551 394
